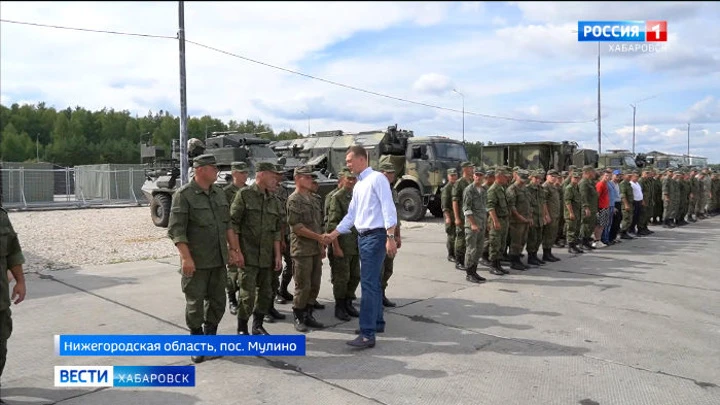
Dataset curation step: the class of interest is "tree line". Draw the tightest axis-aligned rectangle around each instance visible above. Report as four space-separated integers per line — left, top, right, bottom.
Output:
0 102 303 167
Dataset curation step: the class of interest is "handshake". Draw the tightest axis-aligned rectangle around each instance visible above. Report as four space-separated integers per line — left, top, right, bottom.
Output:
319 230 340 246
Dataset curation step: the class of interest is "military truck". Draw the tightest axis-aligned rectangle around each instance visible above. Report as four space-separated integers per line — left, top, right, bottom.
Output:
140 131 336 228
476 141 598 172
597 150 642 170
270 124 469 221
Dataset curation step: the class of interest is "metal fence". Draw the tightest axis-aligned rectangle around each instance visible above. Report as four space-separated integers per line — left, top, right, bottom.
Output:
1 162 149 209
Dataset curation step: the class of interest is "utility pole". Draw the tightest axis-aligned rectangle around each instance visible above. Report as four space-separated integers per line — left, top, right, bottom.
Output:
452 89 465 144
630 104 636 155
597 42 602 154
178 0 189 186
687 122 690 160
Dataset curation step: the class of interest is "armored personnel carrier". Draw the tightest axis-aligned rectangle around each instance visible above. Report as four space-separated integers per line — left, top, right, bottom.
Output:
140 131 336 228
270 124 469 221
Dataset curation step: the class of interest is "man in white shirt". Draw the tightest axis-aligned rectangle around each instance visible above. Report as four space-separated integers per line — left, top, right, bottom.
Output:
629 171 643 235
327 145 398 349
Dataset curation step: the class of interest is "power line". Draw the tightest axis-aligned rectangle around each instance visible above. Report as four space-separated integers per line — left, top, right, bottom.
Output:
1 18 596 125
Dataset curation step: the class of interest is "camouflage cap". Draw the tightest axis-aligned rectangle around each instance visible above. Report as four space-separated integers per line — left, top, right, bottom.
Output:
582 165 595 172
561 171 568 177
460 161 474 168
192 154 217 168
257 161 283 173
533 170 545 178
446 168 458 175
547 169 559 176
517 169 530 180
568 165 577 171
571 170 582 178
294 165 314 176
474 167 485 176
485 169 495 176
339 167 357 179
513 166 521 172
632 170 640 175
379 162 395 173
231 161 249 172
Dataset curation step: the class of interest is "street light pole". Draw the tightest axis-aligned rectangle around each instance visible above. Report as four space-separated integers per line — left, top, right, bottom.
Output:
630 104 636 155
453 89 465 144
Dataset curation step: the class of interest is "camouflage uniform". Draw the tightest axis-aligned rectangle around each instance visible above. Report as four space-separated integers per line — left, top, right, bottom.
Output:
676 174 689 224
619 172 635 234
487 174 510 266
441 169 457 262
662 170 676 225
223 162 248 315
578 167 599 247
652 173 664 223
541 171 562 262
287 166 325 331
638 171 654 232
1 207 26 382
481 171 496 264
382 187 400 302
506 170 532 269
326 177 361 321
563 171 583 250
168 154 231 345
230 166 284 335
463 170 487 271
453 162 474 266
526 170 546 264
687 170 699 220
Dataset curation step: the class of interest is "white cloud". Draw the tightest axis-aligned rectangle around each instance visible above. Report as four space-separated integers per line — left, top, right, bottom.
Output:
412 74 454 95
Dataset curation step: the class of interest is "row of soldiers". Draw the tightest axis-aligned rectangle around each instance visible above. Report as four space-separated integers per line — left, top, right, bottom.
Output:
441 162 720 284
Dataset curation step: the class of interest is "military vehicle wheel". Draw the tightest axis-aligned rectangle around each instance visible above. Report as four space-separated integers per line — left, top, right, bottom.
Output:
151 193 172 228
398 188 426 221
428 199 443 218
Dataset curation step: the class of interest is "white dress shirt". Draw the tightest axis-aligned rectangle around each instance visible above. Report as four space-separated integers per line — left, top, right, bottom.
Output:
336 167 398 234
630 180 643 201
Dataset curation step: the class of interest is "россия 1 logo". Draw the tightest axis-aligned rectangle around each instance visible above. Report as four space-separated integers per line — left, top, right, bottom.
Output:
577 21 667 42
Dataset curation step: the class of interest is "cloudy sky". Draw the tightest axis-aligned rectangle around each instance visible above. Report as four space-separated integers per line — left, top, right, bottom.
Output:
2 1 719 162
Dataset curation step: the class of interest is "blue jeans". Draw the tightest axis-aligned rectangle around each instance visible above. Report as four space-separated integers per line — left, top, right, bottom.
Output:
358 231 387 340
602 206 614 243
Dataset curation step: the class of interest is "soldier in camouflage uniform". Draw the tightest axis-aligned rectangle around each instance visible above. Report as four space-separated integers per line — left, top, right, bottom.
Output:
453 162 475 269
480 170 496 267
687 168 699 222
276 185 295 305
578 166 599 250
229 162 284 336
380 162 401 307
526 170 549 266
652 169 664 224
168 154 234 363
638 169 655 235
619 170 636 239
326 169 360 321
556 168 572 247
462 167 488 283
441 169 459 262
506 169 532 270
564 170 584 254
223 162 249 316
265 164 289 324
287 166 326 332
712 171 720 215
541 169 561 263
486 168 510 275
675 170 689 226
1 206 27 389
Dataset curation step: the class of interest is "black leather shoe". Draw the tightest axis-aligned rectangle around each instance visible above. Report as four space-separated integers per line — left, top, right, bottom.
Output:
382 294 397 307
346 335 375 349
345 299 360 317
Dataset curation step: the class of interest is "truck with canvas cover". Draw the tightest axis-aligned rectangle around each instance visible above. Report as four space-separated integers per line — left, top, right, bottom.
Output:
270 124 470 221
477 141 597 172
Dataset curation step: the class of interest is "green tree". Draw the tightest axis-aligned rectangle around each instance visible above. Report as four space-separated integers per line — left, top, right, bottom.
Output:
1 123 35 162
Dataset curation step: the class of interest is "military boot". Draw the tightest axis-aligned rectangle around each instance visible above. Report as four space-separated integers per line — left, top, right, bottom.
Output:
304 308 325 329
227 291 238 315
382 292 397 307
345 299 360 317
688 215 697 223
527 252 543 266
237 318 249 335
542 248 558 263
489 259 507 275
265 302 286 323
190 328 205 364
252 313 270 335
277 278 294 303
568 242 584 254
548 248 561 262
447 247 456 262
335 298 351 321
582 238 596 250
292 308 308 333
465 264 486 283
480 251 492 267
509 255 527 271
311 300 326 310
455 252 466 270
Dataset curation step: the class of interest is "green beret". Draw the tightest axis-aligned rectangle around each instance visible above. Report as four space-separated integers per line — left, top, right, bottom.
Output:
193 154 217 168
231 161 249 172
379 162 395 173
257 161 283 173
294 165 314 176
460 161 474 168
446 168 457 175
474 167 485 176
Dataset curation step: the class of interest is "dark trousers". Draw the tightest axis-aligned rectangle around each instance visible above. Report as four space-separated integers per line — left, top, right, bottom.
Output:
358 230 387 340
631 201 642 233
609 202 622 241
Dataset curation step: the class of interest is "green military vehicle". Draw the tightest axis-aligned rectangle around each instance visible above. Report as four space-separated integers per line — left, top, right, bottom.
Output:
270 124 469 221
141 131 336 228
597 150 644 170
476 141 598 172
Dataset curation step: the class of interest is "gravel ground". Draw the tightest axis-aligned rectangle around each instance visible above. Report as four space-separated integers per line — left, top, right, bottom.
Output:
8 207 177 272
